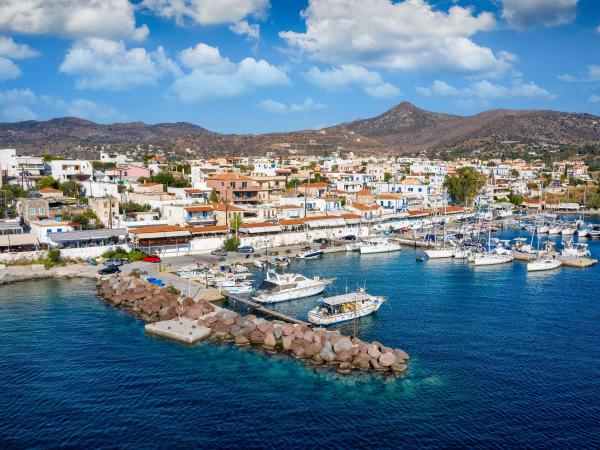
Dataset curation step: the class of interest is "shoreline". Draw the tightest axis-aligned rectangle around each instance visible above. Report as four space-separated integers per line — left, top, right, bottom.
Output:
0 263 99 285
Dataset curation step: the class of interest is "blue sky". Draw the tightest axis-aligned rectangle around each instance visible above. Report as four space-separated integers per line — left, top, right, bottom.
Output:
0 0 599 134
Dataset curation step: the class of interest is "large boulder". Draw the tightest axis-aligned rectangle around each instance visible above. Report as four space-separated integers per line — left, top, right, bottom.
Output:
352 354 372 371
394 349 410 362
159 306 177 321
391 363 407 373
291 343 306 359
336 350 352 362
367 345 381 359
320 345 336 362
282 335 294 351
333 336 353 354
249 330 265 344
263 332 276 348
378 352 395 367
234 334 250 346
282 324 294 336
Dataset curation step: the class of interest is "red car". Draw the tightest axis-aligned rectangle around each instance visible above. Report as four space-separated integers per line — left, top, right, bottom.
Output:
143 255 161 263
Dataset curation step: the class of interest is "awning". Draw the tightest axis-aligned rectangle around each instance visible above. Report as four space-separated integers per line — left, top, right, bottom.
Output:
48 228 127 243
136 230 191 239
239 225 282 234
0 233 38 247
344 217 361 225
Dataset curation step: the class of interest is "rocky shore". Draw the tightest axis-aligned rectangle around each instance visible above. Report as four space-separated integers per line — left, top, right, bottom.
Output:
0 263 98 285
97 274 410 376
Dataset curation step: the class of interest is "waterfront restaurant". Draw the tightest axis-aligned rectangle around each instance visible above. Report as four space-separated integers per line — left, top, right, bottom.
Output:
47 229 128 249
129 225 192 248
0 233 40 252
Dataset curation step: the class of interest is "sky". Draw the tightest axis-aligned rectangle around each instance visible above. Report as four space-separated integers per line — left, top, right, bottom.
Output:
0 0 599 134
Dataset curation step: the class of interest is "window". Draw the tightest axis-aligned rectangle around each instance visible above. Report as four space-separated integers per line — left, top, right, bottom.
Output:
38 208 45 214
30 208 36 215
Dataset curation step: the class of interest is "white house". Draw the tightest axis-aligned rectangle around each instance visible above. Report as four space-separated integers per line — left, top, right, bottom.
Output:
46 159 93 182
0 148 45 180
29 220 74 244
82 181 120 198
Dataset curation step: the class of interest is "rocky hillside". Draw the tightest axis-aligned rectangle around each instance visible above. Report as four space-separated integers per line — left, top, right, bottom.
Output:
1 102 599 158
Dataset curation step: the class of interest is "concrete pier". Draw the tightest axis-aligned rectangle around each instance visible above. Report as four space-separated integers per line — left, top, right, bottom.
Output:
145 318 212 344
558 256 598 268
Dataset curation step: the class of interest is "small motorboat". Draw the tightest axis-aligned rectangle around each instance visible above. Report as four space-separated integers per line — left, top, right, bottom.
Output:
253 260 265 269
296 249 324 259
416 256 425 262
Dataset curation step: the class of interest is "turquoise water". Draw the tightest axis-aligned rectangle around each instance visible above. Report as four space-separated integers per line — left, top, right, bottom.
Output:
1 230 600 447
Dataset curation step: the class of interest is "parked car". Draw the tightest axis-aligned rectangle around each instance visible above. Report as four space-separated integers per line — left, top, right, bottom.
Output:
341 235 356 241
98 265 120 275
143 254 161 263
210 249 228 257
237 246 254 254
105 258 126 266
313 238 331 245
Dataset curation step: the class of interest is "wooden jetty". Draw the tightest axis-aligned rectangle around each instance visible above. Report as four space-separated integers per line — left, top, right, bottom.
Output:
558 256 598 268
225 293 311 326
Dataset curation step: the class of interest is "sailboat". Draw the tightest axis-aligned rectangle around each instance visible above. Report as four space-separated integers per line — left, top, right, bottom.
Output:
473 205 514 266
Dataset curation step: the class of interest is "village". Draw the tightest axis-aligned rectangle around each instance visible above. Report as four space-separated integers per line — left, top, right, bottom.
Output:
0 146 597 261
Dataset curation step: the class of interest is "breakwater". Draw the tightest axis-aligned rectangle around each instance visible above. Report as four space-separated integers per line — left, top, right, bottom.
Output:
97 274 409 376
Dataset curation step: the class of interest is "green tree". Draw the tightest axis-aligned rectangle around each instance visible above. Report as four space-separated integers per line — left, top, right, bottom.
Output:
36 176 59 190
222 236 240 251
230 214 243 232
209 189 219 203
510 169 520 178
508 191 524 206
526 182 538 190
383 172 393 182
443 167 487 207
119 201 151 214
149 171 190 188
59 180 81 198
92 161 116 170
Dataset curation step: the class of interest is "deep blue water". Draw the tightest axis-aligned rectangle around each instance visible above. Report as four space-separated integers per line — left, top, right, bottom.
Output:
1 230 600 448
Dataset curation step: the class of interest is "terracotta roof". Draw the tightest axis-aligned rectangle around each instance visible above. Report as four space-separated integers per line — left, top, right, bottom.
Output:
240 221 279 228
277 204 303 209
187 225 229 233
184 206 214 212
208 172 251 181
211 203 245 212
279 218 306 226
138 182 160 186
349 202 380 211
184 188 205 193
298 181 331 188
402 178 422 185
356 189 372 196
340 213 362 220
131 225 186 234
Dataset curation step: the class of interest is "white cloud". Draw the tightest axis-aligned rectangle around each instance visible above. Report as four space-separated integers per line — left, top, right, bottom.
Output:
0 36 39 59
589 95 600 103
558 65 600 82
229 20 260 41
597 24 600 33
59 38 173 90
143 0 269 25
416 79 555 102
305 64 400 99
0 0 148 41
259 97 327 113
0 88 37 121
280 0 513 76
169 42 289 103
500 0 578 30
0 56 21 81
415 80 459 97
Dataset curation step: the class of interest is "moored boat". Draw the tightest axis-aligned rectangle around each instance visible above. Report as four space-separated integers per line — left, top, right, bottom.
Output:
473 253 514 266
359 238 401 254
424 247 454 259
527 257 562 272
253 270 333 303
307 289 385 325
296 249 324 259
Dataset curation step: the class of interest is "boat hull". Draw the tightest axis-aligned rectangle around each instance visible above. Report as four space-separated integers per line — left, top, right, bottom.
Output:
253 282 329 304
425 248 454 259
359 244 401 254
527 259 562 272
473 254 514 266
308 303 382 325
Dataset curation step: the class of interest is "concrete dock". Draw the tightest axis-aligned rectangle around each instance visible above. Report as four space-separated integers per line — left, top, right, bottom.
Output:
145 317 212 344
558 256 598 268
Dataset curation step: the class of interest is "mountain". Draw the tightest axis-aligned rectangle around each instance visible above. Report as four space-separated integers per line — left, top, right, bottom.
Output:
1 103 599 158
332 102 600 152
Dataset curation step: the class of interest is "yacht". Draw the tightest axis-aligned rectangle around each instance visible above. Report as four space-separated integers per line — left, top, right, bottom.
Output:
527 257 562 272
307 289 385 325
561 241 591 258
218 279 255 294
537 224 550 234
561 226 576 236
452 247 470 259
346 242 365 252
296 249 324 259
253 270 333 303
473 253 514 266
424 247 454 258
253 260 265 269
548 225 562 235
359 238 401 254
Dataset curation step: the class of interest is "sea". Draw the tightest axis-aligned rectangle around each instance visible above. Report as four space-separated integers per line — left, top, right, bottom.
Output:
1 225 599 448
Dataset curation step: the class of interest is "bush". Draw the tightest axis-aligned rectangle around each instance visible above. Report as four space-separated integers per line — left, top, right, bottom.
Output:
222 236 240 251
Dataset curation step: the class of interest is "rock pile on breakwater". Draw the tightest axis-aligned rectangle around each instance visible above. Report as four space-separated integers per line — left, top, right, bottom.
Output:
97 274 216 323
97 274 409 376
199 310 409 375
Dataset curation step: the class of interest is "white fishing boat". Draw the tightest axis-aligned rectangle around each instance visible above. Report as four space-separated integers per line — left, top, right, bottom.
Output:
537 224 550 234
527 257 562 272
359 238 401 254
424 247 454 258
296 249 324 259
253 260 265 269
253 270 333 303
577 226 592 237
177 265 204 279
473 253 514 266
561 227 576 236
307 289 385 325
561 241 591 258
548 226 562 235
218 279 255 294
